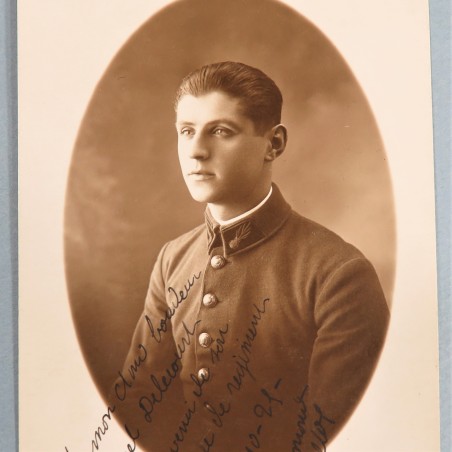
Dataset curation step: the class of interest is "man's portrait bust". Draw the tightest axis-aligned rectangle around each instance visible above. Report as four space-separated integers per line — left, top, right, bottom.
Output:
109 61 390 451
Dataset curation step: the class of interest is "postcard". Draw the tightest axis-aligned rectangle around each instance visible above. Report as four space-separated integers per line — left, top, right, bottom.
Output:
19 1 440 450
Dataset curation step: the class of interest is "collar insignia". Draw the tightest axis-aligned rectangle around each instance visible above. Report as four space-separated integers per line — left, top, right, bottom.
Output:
204 184 292 256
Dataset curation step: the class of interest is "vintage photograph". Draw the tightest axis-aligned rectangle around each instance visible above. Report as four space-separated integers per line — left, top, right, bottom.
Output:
19 1 440 451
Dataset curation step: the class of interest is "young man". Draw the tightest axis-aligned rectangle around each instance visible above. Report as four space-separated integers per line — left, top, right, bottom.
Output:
111 62 389 451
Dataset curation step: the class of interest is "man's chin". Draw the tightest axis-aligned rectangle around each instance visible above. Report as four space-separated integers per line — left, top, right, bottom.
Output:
186 186 218 204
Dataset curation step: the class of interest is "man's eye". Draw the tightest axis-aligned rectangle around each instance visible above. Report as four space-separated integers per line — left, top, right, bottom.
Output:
180 128 194 136
212 128 231 136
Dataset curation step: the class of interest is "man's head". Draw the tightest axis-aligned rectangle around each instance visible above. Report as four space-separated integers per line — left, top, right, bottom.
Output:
175 62 287 221
174 61 283 135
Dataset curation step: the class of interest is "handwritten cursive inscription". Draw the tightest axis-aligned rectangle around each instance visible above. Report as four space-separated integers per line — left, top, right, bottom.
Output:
145 271 201 344
291 385 309 452
90 405 116 452
190 368 210 398
210 324 229 364
199 432 215 452
124 423 140 452
65 272 203 451
139 319 200 423
113 271 201 406
169 400 197 452
114 344 147 401
65 408 139 452
310 404 335 452
204 400 231 428
226 298 270 395
243 378 283 452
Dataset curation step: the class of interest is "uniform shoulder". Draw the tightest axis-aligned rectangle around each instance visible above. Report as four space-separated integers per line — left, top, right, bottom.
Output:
284 211 383 300
158 222 206 268
287 210 366 263
164 222 205 250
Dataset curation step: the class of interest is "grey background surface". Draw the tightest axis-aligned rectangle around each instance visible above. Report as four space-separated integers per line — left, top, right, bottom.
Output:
0 0 450 451
429 0 452 450
0 0 17 451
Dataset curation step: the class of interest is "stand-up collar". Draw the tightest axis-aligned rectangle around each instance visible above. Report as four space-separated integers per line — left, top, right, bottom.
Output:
205 184 292 256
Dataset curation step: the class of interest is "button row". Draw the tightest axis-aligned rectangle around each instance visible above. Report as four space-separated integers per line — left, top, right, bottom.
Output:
195 255 225 388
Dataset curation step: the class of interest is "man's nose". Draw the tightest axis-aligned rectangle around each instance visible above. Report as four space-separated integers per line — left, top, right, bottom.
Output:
188 133 210 160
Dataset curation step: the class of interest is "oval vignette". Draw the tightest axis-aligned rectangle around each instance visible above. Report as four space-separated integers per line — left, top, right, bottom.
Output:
64 0 396 424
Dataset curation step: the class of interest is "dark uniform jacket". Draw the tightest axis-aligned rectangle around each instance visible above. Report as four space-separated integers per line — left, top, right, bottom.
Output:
110 184 389 452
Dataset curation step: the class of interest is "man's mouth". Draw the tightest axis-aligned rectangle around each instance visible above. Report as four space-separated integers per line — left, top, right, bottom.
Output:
187 170 215 180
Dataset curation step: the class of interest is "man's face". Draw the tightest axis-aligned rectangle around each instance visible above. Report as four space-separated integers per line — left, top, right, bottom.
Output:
175 91 272 210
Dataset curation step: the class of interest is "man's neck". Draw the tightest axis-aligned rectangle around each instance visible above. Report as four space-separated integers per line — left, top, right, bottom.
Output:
209 186 273 226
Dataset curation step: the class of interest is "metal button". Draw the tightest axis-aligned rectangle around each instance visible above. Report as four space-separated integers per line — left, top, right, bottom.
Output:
199 333 212 348
197 368 210 381
210 255 226 269
202 293 218 308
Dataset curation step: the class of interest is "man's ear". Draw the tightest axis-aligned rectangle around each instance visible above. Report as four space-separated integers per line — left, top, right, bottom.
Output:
265 124 288 161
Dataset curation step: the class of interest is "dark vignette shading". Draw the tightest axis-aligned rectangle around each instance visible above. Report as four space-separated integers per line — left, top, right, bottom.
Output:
64 0 396 399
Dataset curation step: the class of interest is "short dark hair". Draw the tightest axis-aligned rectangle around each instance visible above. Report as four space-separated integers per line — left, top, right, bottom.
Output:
174 61 283 134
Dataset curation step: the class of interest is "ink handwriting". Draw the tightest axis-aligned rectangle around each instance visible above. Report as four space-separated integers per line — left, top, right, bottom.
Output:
90 405 116 452
199 432 215 452
243 378 283 452
204 400 231 428
124 423 140 452
210 324 229 364
145 272 201 344
226 298 270 395
64 272 203 452
290 385 335 452
310 404 335 452
291 385 309 452
190 366 210 398
169 401 197 452
139 320 200 423
115 344 147 401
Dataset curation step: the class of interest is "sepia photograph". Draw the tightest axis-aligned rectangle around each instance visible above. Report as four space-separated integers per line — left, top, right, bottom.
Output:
19 0 440 451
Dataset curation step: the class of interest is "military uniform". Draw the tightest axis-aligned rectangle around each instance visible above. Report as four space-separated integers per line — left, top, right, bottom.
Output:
111 184 389 451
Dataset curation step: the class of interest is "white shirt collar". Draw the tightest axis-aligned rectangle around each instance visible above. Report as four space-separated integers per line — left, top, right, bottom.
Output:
212 186 273 227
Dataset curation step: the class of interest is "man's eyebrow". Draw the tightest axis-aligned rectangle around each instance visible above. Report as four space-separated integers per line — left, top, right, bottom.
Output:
205 119 241 129
175 118 243 131
176 118 242 128
175 120 195 127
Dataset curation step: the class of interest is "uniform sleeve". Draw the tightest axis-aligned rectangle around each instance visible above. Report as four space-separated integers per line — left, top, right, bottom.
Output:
108 243 185 451
306 257 390 445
